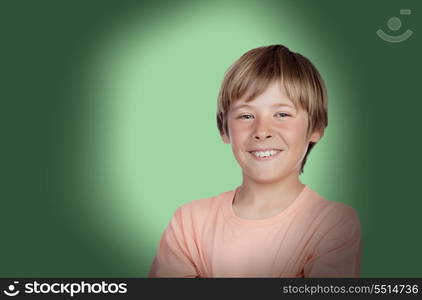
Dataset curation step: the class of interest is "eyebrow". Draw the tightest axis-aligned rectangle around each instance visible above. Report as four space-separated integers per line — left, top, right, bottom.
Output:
231 103 296 111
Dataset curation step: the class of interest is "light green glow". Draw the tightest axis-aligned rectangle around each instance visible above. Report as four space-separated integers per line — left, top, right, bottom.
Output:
74 0 361 276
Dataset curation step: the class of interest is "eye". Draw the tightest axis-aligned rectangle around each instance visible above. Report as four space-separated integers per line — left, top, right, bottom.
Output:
237 114 254 120
274 112 290 119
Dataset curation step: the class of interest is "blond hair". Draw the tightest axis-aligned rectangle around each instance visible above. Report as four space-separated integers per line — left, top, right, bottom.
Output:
216 45 328 173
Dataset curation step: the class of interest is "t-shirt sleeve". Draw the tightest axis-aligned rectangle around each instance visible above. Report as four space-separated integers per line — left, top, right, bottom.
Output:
303 204 361 278
148 207 200 278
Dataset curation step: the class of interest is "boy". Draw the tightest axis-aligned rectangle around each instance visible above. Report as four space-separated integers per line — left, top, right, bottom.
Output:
149 45 361 277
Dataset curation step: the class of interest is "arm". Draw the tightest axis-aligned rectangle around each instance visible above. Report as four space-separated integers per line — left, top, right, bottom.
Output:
303 205 361 277
148 208 200 278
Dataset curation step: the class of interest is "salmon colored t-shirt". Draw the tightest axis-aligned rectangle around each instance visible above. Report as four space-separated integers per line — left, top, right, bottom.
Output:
149 185 361 278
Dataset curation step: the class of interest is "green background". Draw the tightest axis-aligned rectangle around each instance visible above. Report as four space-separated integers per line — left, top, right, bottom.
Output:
1 0 420 277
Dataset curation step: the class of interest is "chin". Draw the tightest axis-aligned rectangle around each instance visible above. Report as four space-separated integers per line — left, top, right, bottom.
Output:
247 173 285 185
243 166 300 184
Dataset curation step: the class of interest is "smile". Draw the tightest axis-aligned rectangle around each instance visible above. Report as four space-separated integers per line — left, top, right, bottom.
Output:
248 149 282 160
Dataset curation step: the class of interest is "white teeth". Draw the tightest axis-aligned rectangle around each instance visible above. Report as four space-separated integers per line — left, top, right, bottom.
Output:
251 150 279 158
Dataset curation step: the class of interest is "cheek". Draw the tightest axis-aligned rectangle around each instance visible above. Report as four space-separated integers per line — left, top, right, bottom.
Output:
228 122 250 144
279 122 309 145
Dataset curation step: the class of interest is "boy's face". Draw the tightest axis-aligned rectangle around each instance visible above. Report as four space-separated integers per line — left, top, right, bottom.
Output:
222 81 321 184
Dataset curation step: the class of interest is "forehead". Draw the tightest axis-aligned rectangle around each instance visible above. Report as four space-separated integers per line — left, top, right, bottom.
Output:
231 82 297 110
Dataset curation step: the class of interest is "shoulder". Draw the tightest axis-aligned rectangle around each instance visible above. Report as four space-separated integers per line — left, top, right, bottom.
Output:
305 187 359 219
304 187 361 236
171 189 234 224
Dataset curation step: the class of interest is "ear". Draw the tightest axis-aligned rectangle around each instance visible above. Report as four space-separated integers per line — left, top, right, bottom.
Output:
221 133 230 144
309 129 323 143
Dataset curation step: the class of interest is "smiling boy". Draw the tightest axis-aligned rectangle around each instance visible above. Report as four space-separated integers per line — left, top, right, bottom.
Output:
149 45 361 277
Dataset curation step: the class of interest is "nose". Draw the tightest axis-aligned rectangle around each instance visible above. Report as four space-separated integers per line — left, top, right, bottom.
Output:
254 132 273 140
253 119 273 140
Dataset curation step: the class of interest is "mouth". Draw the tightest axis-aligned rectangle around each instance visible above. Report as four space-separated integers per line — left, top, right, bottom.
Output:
248 149 282 160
